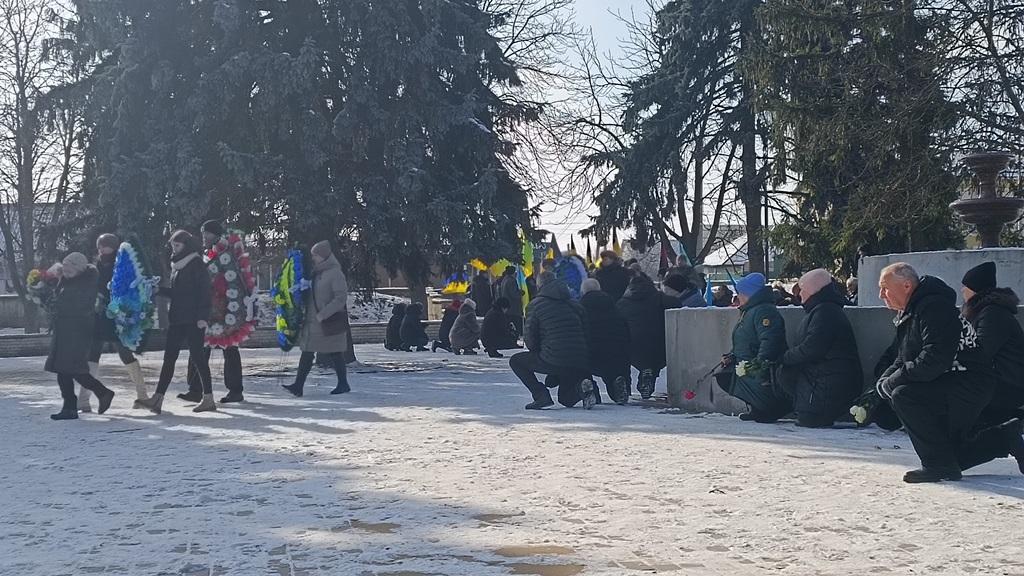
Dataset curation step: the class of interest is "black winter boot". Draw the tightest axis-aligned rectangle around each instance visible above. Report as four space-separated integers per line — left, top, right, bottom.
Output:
903 467 962 483
1002 418 1024 475
282 383 303 397
51 399 78 421
177 390 203 403
96 388 115 415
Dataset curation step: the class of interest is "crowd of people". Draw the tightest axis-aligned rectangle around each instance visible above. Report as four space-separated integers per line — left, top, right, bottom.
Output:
38 231 1023 484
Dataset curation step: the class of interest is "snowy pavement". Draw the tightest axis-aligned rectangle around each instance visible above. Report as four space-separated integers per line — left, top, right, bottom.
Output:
1 346 1022 576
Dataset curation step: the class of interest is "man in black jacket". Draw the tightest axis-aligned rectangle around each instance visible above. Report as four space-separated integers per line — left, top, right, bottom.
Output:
580 278 631 405
509 272 597 410
594 251 631 302
954 262 1024 474
481 297 520 358
779 269 862 428
876 263 994 483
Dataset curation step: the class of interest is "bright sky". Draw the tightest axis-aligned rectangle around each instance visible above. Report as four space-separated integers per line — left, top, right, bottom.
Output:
535 0 645 247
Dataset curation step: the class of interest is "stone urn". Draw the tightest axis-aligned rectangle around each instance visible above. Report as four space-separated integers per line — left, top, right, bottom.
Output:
951 151 1024 248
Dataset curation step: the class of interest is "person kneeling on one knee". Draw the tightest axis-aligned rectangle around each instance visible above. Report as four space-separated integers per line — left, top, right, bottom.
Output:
777 269 862 428
876 262 994 484
509 272 597 410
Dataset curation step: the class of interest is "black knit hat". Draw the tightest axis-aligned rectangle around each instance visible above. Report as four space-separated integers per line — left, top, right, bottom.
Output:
962 261 997 293
662 274 690 292
201 219 224 237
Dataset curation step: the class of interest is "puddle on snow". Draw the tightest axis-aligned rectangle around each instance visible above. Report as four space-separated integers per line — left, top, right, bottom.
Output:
506 564 585 576
473 512 526 524
345 519 400 534
494 545 575 557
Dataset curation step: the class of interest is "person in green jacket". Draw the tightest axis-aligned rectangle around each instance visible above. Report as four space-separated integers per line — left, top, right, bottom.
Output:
719 272 789 423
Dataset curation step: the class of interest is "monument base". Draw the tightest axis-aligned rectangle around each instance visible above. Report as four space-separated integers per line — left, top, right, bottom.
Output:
858 248 1024 306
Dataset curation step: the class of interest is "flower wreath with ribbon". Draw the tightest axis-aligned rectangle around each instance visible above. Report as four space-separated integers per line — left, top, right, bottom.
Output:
205 230 257 348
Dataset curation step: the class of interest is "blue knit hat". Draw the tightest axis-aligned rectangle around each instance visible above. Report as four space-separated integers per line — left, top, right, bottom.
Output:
735 272 766 297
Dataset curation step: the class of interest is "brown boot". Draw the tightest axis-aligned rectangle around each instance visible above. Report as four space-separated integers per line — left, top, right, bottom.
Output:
137 393 164 415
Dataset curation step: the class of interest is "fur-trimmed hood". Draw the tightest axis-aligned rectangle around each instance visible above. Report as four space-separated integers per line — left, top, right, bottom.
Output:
963 287 1020 322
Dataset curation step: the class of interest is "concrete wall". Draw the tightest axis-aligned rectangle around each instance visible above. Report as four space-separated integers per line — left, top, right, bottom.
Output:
666 307 898 414
0 295 27 328
858 248 1024 307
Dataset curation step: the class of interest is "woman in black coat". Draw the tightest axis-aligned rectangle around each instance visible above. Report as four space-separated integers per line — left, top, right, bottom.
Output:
80 233 150 412
431 300 461 353
481 297 520 358
616 273 680 399
138 230 214 414
46 253 116 420
470 272 493 317
955 262 1024 473
580 279 631 404
385 303 407 351
778 270 862 428
401 302 429 351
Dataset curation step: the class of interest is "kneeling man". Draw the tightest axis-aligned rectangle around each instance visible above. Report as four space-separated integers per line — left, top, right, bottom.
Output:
876 263 993 483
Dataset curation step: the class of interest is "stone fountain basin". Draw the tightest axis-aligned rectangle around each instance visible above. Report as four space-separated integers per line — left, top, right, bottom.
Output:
949 196 1024 224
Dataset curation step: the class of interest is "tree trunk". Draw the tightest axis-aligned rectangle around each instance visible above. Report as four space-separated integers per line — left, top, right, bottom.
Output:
738 13 764 274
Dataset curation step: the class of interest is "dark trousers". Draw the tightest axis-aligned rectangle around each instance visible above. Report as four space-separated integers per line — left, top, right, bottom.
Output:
57 373 111 402
156 324 211 395
719 374 792 419
510 315 524 338
510 351 588 407
293 351 348 391
89 339 137 365
186 346 243 394
890 372 994 470
957 386 1024 471
593 360 630 402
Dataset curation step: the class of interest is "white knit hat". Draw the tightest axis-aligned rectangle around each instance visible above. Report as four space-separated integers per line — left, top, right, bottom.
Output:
61 252 89 278
462 298 476 310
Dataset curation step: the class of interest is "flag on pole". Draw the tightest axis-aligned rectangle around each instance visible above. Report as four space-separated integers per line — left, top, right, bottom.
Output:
547 234 562 260
569 236 578 256
705 280 715 306
585 238 593 267
520 229 534 278
612 229 622 256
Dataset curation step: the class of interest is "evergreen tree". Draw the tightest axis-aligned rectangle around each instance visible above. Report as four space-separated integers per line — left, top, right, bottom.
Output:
748 0 961 274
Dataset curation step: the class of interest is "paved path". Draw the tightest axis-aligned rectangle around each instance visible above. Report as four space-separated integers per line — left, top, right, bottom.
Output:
0 346 1022 575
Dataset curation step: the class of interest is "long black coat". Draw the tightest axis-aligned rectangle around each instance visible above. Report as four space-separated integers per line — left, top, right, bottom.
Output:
499 274 523 318
780 284 862 419
436 305 459 347
400 302 429 348
594 263 631 302
524 279 589 369
581 290 630 374
470 275 493 317
163 251 212 326
616 275 679 371
385 303 406 350
481 308 518 351
880 276 988 386
963 288 1024 393
45 266 99 375
93 253 118 342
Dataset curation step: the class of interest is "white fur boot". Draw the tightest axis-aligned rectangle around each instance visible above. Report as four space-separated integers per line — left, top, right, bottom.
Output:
78 362 99 412
127 361 149 408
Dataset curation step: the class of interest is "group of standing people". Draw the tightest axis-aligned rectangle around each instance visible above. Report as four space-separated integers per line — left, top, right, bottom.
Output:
47 224 354 419
717 263 1024 483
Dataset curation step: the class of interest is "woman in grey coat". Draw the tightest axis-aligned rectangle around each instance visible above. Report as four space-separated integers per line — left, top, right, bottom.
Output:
282 241 351 396
449 298 481 354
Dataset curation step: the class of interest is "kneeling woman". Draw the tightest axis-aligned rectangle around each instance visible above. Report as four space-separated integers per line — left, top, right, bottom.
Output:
138 230 214 414
282 241 351 396
47 253 116 420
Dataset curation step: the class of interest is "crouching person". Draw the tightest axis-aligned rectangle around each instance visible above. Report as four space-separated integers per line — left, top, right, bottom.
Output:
955 262 1024 475
481 297 520 358
718 273 789 423
509 272 597 410
876 263 994 483
449 298 481 355
580 278 631 404
777 269 862 428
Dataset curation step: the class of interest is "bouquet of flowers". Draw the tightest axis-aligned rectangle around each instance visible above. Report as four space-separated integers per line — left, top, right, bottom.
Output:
735 357 774 383
26 267 60 318
106 242 160 352
272 249 309 351
205 230 258 348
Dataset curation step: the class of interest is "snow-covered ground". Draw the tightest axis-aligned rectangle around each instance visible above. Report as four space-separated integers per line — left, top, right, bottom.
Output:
0 346 1022 576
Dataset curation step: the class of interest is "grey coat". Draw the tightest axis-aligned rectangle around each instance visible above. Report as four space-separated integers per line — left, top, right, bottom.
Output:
449 305 481 350
298 254 349 353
